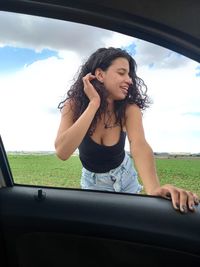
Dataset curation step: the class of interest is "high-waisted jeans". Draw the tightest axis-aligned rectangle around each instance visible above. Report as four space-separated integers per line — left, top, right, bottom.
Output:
80 152 143 193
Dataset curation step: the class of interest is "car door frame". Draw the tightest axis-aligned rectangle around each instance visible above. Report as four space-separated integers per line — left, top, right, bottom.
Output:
0 1 200 266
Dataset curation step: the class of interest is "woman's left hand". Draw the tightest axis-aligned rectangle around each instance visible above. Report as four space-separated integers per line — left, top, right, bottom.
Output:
151 184 199 213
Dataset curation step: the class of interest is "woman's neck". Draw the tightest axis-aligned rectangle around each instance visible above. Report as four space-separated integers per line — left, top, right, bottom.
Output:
106 98 114 112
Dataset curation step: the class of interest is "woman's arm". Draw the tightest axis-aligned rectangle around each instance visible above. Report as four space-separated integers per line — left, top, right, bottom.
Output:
125 104 160 194
55 73 100 160
55 101 99 160
125 104 199 212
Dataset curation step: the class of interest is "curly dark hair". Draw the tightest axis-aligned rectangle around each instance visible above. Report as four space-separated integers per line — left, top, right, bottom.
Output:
58 47 151 135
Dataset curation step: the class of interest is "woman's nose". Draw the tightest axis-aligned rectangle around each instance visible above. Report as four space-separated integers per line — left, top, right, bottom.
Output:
125 76 133 85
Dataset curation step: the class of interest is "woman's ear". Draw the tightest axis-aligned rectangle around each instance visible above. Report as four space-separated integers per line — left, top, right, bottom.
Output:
94 68 104 83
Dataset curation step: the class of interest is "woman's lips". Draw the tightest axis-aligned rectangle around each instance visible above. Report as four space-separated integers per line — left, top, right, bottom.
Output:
121 87 128 95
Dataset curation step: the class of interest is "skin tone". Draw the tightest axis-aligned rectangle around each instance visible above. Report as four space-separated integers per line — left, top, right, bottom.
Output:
55 57 199 213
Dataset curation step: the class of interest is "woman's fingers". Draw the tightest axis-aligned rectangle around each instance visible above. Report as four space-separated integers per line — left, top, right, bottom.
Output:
194 193 200 205
82 73 96 84
179 190 189 213
186 191 196 211
163 187 180 211
169 188 180 211
82 73 96 91
82 73 100 105
154 185 199 213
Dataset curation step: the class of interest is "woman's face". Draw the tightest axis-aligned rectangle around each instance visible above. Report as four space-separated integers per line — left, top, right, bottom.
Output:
100 57 133 101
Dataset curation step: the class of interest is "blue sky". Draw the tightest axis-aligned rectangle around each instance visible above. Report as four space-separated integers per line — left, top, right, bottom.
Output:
0 46 58 74
196 66 200 76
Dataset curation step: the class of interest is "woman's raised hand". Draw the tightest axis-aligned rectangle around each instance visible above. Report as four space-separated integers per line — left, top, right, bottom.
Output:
82 73 101 108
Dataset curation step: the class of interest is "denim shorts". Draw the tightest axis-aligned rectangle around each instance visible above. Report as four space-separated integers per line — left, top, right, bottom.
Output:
80 152 143 193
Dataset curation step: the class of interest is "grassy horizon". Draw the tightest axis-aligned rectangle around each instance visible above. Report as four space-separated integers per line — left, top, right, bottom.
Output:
7 154 200 196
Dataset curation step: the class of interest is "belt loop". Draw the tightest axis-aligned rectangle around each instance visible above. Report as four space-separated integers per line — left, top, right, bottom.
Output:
124 153 130 168
110 175 116 182
92 173 96 184
112 175 121 192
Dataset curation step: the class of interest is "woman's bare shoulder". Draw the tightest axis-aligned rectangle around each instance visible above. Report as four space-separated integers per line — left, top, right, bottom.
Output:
125 103 141 117
61 100 75 116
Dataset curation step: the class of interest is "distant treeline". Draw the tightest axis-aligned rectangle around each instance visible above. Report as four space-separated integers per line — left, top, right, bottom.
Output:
153 152 200 158
127 151 200 158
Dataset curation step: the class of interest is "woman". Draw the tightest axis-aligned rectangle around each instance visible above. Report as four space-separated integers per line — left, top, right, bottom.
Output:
55 47 199 213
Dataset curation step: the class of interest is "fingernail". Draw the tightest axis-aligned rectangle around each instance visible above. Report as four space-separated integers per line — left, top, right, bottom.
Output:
181 205 187 213
175 203 179 209
190 204 195 210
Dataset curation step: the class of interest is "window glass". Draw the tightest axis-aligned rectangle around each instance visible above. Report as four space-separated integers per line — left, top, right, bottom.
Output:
0 10 199 194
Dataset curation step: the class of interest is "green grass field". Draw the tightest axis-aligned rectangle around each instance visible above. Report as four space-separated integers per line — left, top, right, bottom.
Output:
7 154 200 196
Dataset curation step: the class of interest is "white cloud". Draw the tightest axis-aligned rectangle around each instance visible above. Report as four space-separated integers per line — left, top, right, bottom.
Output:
134 39 190 69
0 51 81 151
102 32 134 48
138 60 200 152
0 10 112 55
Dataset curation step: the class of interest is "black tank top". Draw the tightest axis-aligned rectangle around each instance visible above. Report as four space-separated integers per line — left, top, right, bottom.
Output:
78 131 126 173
